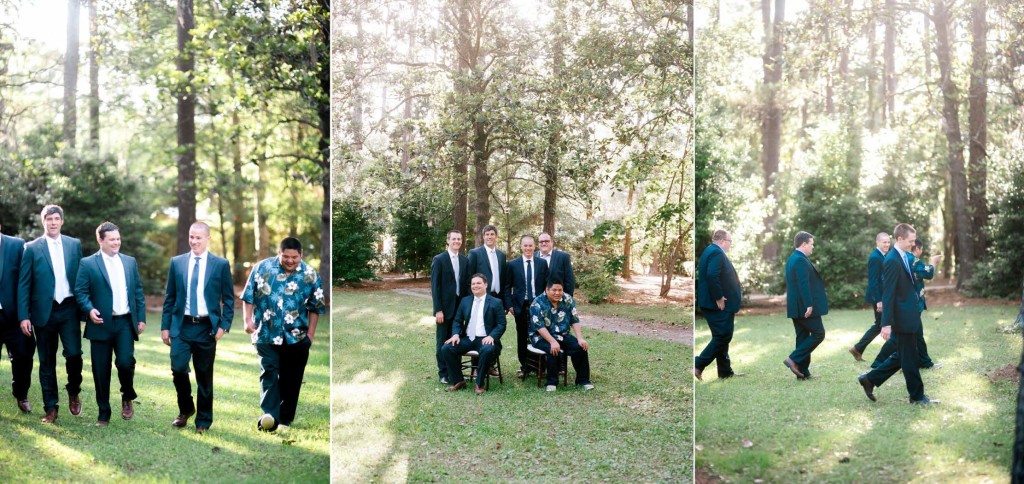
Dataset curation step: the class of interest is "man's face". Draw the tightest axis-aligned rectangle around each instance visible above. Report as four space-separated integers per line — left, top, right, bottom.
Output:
802 238 815 256
99 230 121 256
911 245 923 258
898 233 917 252
483 229 497 248
471 276 487 297
189 228 210 255
545 283 564 303
447 232 463 252
538 235 553 254
280 248 301 272
878 235 891 253
718 233 733 253
43 213 63 238
521 238 536 258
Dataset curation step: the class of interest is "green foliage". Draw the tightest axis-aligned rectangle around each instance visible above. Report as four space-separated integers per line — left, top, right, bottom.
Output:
391 185 453 277
967 163 1024 298
575 224 624 304
332 197 381 284
694 117 726 251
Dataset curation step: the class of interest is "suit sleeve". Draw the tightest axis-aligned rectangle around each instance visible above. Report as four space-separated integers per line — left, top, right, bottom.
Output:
430 256 443 315
488 301 506 339
161 259 176 330
881 256 898 327
502 265 514 311
17 245 33 322
796 259 813 312
866 255 882 302
219 260 235 332
704 250 724 301
451 299 467 336
564 253 576 295
913 261 935 281
131 258 146 323
74 259 94 315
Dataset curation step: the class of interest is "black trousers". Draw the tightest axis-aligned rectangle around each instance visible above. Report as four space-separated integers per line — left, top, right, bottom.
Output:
0 319 35 400
256 337 312 428
853 306 882 354
441 337 500 388
534 334 591 386
789 316 825 377
171 322 218 428
865 330 925 401
870 330 933 369
89 315 137 422
513 300 533 373
34 299 83 411
694 309 734 377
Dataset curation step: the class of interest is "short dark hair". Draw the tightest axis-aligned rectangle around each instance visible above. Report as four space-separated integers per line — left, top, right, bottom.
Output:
279 237 302 253
794 231 814 249
96 221 119 240
546 279 564 289
471 272 488 285
481 225 498 236
913 238 924 250
41 205 64 221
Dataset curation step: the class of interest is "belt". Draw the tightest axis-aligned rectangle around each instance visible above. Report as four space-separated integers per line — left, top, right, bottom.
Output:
52 298 74 308
112 313 132 319
184 315 211 324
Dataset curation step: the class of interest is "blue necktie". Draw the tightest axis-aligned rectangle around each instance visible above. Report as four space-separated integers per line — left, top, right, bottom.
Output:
526 259 533 300
189 256 200 317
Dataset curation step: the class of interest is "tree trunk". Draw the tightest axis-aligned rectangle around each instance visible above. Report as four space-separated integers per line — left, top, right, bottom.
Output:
175 0 197 255
64 0 80 150
317 3 332 291
543 0 567 237
450 0 473 238
866 0 878 132
622 183 634 280
760 0 784 261
350 8 364 151
471 121 491 245
968 0 988 257
87 0 99 152
933 0 973 288
254 155 271 261
942 168 954 277
882 0 896 126
231 111 247 284
1015 275 1024 330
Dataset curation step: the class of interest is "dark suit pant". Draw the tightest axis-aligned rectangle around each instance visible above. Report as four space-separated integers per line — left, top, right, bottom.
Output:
256 337 311 427
694 310 734 377
865 331 925 401
789 316 825 377
853 307 882 354
0 321 35 400
514 300 533 373
171 322 217 427
534 335 591 386
435 320 453 379
441 337 499 387
870 331 933 369
90 315 137 422
34 299 83 411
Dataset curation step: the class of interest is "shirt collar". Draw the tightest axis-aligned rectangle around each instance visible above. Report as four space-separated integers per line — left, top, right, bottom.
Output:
46 234 61 244
190 250 209 261
474 295 486 303
101 251 119 262
448 249 459 258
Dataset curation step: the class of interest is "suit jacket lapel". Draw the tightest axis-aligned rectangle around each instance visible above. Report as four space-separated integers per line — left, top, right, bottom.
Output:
204 255 215 287
98 253 112 289
41 238 55 273
0 236 7 276
62 236 74 275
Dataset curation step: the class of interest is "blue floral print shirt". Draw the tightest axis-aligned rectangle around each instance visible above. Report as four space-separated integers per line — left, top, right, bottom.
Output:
241 256 326 345
528 293 580 345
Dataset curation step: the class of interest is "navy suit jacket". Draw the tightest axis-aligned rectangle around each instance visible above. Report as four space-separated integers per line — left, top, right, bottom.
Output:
75 251 146 341
430 250 470 322
697 243 741 313
504 256 548 314
864 247 884 304
543 249 576 296
18 234 83 326
785 249 829 319
467 245 507 298
881 248 922 334
452 295 506 352
161 252 235 337
0 234 25 323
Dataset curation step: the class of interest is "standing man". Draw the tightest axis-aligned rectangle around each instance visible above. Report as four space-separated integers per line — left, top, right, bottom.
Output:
783 231 829 380
858 223 938 404
0 225 32 413
849 232 890 361
441 273 506 395
694 229 742 381
504 234 548 378
18 205 84 424
430 229 469 384
161 221 235 434
529 280 593 391
74 222 146 427
537 232 576 297
243 237 326 432
468 225 507 300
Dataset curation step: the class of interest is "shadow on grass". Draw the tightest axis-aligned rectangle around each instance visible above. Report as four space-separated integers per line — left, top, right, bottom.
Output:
695 305 1017 482
332 289 692 482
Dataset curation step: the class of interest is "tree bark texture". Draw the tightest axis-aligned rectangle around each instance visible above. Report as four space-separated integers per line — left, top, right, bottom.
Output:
968 0 989 257
175 0 197 255
64 0 80 149
760 0 784 261
88 0 99 151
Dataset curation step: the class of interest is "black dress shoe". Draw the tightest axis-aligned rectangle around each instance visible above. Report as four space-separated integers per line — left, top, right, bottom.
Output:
858 374 877 402
910 396 940 405
172 409 196 428
694 368 703 381
17 399 31 413
720 372 745 379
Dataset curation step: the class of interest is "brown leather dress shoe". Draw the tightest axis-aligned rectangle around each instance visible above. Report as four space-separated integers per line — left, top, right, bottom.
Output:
95 420 109 427
445 381 467 392
475 384 485 395
694 368 703 381
195 426 209 434
69 395 82 416
172 409 196 428
848 346 864 362
41 408 58 424
783 357 805 378
488 368 500 377
17 399 31 413
121 400 134 420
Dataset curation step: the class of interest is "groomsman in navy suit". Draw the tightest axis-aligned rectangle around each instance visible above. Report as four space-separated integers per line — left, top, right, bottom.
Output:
783 231 829 380
74 222 147 426
161 221 235 433
18 205 84 424
468 225 507 300
538 232 575 296
430 230 470 384
694 229 742 381
850 232 890 361
0 225 33 413
504 234 548 377
858 223 938 404
441 274 506 395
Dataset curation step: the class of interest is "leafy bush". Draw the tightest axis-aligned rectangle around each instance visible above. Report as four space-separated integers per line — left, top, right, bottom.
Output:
966 163 1024 298
332 196 382 284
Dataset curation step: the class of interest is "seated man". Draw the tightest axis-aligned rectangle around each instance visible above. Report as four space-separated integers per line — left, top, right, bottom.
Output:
441 273 506 395
528 280 593 391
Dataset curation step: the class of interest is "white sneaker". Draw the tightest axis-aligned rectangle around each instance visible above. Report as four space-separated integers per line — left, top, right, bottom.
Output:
545 385 556 392
582 384 595 390
258 413 276 431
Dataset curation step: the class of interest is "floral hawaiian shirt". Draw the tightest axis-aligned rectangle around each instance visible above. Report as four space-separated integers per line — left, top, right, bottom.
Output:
241 256 327 345
528 293 579 345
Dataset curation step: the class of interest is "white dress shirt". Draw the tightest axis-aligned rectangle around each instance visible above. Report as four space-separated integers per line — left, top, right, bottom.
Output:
448 249 461 297
486 247 500 294
101 252 130 315
46 235 73 303
185 250 209 317
468 296 487 341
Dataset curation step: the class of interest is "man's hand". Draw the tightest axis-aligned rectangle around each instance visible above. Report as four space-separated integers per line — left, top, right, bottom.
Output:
244 317 256 334
445 334 461 346
716 297 725 311
930 254 943 266
549 340 561 356
875 302 882 312
881 326 892 341
307 331 315 343
482 336 494 345
804 306 813 318
20 320 32 337
214 328 225 341
137 322 146 334
435 311 444 324
89 309 104 324
161 329 171 346
506 307 515 315
578 338 589 351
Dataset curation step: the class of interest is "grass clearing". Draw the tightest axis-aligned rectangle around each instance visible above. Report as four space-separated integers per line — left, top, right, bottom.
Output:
332 290 692 482
581 302 693 327
0 311 329 482
695 304 1018 482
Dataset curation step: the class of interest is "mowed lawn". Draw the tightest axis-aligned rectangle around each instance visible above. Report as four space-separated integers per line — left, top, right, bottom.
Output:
331 290 692 482
695 304 1019 482
0 311 329 482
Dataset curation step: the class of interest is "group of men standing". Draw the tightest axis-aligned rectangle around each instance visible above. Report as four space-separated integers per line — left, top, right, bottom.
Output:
0 205 326 432
430 226 593 394
695 224 942 404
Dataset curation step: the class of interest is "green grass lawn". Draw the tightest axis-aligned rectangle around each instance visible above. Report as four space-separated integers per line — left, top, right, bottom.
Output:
332 290 692 482
695 304 1019 482
0 311 329 482
581 302 693 327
